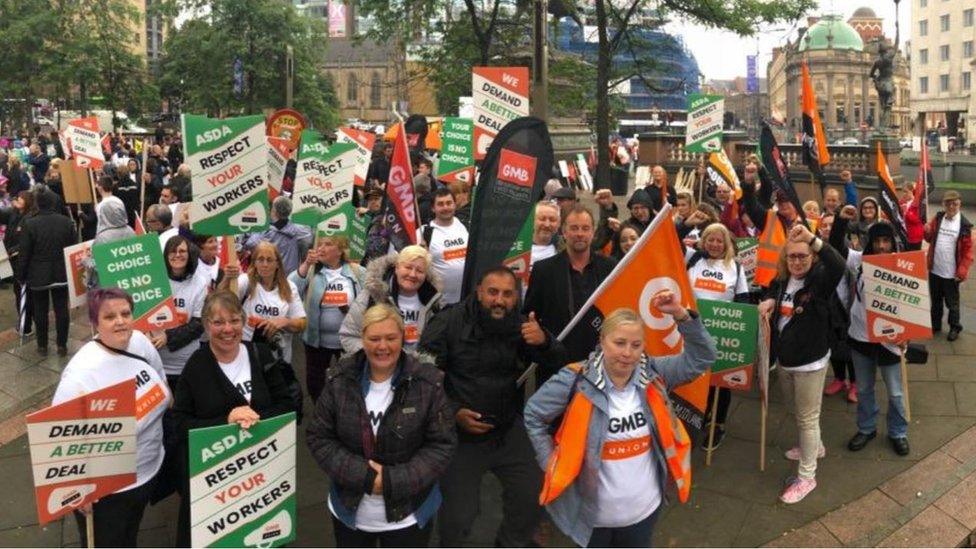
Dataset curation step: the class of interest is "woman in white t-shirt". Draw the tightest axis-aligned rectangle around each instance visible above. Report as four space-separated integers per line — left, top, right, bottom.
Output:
685 223 751 452
53 288 172 547
220 240 307 364
171 291 295 547
154 235 208 385
307 303 456 547
191 233 223 291
524 303 716 547
289 236 366 402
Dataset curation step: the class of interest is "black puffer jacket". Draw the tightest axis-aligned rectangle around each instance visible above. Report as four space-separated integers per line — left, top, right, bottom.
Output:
419 294 565 442
306 351 456 525
18 199 76 289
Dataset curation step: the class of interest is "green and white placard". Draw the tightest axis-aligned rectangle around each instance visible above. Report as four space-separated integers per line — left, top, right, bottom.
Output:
291 130 358 234
698 299 758 390
183 114 270 235
685 94 724 153
437 117 474 184
189 412 297 548
92 234 179 332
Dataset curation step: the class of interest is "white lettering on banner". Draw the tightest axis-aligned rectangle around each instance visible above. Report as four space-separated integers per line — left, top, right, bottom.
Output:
388 167 416 223
638 277 684 349
195 126 233 147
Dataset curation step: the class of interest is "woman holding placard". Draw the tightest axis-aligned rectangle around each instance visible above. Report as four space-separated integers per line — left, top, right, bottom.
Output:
155 235 209 385
289 235 365 402
53 288 171 547
220 240 306 364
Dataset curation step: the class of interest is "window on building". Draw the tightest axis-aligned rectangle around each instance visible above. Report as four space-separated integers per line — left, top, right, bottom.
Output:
940 73 950 91
347 73 358 103
940 44 950 60
920 76 929 94
920 20 928 36
965 9 974 27
940 14 950 32
965 41 974 58
964 72 972 91
369 72 381 109
836 106 846 124
920 48 928 64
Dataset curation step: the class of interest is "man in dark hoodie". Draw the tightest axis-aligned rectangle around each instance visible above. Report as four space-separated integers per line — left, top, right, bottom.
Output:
830 207 911 456
625 187 654 233
419 266 564 548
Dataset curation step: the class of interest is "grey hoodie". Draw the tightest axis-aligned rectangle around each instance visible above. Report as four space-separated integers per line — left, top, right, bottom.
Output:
86 197 137 288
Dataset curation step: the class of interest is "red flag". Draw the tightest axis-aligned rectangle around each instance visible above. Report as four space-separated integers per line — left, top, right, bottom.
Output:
385 122 418 246
915 143 932 223
134 214 146 235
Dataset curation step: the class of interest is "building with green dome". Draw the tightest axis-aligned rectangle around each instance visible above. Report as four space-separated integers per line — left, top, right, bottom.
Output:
768 11 910 140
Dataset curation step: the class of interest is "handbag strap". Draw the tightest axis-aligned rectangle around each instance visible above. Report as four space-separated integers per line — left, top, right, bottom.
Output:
95 339 151 366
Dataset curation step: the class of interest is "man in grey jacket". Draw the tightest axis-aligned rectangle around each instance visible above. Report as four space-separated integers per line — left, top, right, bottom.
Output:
243 196 312 274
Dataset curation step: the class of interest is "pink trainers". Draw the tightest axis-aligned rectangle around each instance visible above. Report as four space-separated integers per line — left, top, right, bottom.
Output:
824 378 846 396
784 445 826 461
847 383 858 403
780 477 817 504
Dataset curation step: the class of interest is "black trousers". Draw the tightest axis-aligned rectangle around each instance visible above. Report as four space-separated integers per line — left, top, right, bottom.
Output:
705 386 731 425
930 274 961 331
332 515 432 548
587 507 661 548
32 286 69 348
438 419 542 547
304 344 342 404
13 279 33 334
73 476 154 547
830 358 856 383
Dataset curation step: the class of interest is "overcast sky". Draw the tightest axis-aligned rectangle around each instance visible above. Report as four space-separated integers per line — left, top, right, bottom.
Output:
666 0 912 81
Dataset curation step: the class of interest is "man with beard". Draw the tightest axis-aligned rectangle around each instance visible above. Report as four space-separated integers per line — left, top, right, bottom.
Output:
524 205 617 382
419 266 564 548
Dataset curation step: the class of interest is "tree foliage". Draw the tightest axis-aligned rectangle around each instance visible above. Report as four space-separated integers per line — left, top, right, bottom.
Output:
158 0 339 129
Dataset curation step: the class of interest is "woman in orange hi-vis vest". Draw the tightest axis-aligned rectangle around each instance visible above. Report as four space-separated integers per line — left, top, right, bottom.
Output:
524 299 717 547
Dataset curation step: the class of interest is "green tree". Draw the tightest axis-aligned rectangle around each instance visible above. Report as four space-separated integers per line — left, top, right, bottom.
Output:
158 0 338 129
0 1 53 132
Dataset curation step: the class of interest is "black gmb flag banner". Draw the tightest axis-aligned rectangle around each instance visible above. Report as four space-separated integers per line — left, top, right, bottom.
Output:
460 117 553 297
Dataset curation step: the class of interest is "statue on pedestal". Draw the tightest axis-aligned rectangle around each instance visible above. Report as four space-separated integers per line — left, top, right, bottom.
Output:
870 0 900 132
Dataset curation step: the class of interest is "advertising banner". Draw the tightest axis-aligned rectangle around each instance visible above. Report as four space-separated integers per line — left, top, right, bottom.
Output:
472 67 530 160
92 234 180 332
698 299 758 390
862 250 932 343
685 94 724 153
183 114 270 236
189 413 297 548
437 117 474 184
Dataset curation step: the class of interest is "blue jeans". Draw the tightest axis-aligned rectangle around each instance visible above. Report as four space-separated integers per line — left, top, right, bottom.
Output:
851 349 908 438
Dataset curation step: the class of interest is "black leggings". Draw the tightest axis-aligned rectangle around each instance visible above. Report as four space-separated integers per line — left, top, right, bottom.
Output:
33 286 69 348
705 386 732 425
332 514 432 548
74 476 154 547
831 358 856 383
305 344 342 404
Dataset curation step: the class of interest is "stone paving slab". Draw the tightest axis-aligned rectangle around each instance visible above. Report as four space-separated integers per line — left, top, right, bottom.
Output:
878 507 970 548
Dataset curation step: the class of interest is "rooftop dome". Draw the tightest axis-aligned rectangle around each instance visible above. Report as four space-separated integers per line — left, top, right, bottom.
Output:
799 14 865 52
851 6 877 18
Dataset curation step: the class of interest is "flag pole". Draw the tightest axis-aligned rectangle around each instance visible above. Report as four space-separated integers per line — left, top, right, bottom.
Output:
86 512 95 548
900 344 912 422
705 387 719 466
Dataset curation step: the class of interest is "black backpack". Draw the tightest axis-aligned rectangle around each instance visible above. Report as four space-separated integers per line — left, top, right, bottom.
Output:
247 341 305 424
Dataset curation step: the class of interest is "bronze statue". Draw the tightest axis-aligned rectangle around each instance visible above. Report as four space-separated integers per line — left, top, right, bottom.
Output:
870 0 900 131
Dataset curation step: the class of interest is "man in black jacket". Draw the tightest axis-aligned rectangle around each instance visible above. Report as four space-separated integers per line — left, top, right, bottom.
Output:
523 205 617 381
419 266 564 548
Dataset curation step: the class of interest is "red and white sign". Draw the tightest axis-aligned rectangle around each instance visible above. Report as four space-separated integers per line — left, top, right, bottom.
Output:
267 136 292 201
66 117 104 170
386 123 418 244
863 250 932 343
267 109 307 152
63 240 93 309
497 148 536 188
336 127 376 187
472 67 530 160
27 381 137 524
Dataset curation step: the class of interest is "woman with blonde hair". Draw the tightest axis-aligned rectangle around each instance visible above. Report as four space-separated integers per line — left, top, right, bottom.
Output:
524 300 716 547
685 222 751 450
221 240 307 364
340 245 442 353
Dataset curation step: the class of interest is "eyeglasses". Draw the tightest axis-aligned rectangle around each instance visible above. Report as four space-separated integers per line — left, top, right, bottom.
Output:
209 317 243 328
167 249 188 256
787 253 812 262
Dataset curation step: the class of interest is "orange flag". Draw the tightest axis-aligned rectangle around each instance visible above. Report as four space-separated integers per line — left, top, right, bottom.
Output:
800 61 831 172
559 204 711 433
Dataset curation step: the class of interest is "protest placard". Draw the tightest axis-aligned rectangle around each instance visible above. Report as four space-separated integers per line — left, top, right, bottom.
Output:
184 114 269 236
0 240 11 279
189 413 297 548
266 136 292 202
267 109 307 152
92 234 179 332
63 240 93 309
291 131 358 236
862 250 932 343
735 237 758 287
437 117 474 184
65 117 104 170
685 94 724 153
27 380 136 524
698 299 758 390
59 161 94 204
336 127 376 187
472 67 529 160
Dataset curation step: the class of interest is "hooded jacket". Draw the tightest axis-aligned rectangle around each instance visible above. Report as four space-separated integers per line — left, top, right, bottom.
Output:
243 220 313 274
94 197 136 246
339 253 443 354
625 188 654 234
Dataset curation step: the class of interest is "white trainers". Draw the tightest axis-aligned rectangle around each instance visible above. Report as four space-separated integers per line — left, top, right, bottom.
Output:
784 445 826 461
780 477 817 504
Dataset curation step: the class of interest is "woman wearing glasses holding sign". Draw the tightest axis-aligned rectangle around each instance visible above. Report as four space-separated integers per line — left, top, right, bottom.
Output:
758 223 846 504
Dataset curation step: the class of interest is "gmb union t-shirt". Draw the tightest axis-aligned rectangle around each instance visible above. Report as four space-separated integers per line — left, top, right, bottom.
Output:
52 331 171 490
236 274 306 364
158 273 209 377
218 344 253 403
317 268 356 349
688 258 749 303
397 293 422 351
419 219 468 305
593 382 661 528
